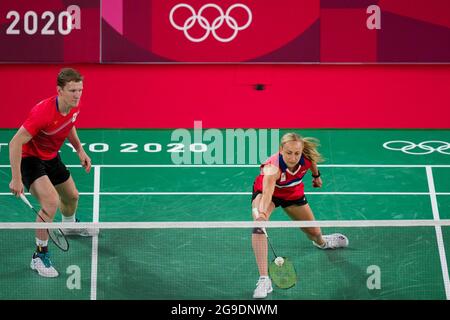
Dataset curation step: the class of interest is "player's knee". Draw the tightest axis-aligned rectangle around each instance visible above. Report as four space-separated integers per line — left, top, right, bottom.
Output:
61 189 79 205
69 189 79 203
42 197 59 215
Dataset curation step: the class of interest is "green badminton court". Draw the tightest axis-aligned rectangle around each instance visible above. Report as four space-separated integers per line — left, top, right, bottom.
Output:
0 129 449 300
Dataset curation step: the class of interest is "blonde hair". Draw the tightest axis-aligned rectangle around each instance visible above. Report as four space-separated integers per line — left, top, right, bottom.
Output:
280 132 324 163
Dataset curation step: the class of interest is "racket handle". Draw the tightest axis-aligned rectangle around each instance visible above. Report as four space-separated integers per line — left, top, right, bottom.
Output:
262 227 269 238
20 193 33 209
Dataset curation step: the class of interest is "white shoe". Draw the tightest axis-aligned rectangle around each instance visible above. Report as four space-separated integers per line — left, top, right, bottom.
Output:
63 218 99 237
30 252 59 278
253 277 273 299
313 233 349 249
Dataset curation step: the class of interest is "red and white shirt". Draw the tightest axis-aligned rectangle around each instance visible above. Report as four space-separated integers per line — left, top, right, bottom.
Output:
253 153 312 200
22 96 80 160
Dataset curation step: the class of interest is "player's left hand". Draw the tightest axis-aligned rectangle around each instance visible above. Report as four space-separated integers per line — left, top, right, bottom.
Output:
312 177 322 188
77 149 92 173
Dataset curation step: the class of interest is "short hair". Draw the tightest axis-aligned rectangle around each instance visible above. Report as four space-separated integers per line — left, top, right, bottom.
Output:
57 68 83 88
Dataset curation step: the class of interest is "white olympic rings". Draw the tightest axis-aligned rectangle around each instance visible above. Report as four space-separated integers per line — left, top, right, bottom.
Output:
383 140 450 155
169 3 252 43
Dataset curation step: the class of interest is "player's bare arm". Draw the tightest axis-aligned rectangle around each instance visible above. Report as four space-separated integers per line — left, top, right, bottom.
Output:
67 126 91 173
258 164 280 216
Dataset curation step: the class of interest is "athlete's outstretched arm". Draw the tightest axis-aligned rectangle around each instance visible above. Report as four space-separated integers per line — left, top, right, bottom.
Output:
9 126 33 196
67 126 91 173
258 164 280 216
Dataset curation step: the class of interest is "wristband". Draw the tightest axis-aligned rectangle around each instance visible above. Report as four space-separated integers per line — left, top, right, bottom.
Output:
312 170 321 178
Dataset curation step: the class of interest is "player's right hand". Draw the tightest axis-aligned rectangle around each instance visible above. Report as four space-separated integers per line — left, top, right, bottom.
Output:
9 179 24 197
312 177 322 188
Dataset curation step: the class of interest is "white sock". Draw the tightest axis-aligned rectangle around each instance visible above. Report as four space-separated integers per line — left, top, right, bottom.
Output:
314 240 327 249
36 238 48 247
62 214 76 223
259 276 269 280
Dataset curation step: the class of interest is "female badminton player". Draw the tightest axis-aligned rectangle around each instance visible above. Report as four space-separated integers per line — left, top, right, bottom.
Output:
251 132 349 299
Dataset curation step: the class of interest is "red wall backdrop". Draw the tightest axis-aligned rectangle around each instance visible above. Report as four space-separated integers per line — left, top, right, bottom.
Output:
0 64 449 128
1 1 449 63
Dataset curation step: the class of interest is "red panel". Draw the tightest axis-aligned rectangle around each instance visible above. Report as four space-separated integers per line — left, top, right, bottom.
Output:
379 0 450 28
123 0 152 52
321 8 377 62
0 0 100 63
140 0 319 62
0 64 449 129
63 8 100 62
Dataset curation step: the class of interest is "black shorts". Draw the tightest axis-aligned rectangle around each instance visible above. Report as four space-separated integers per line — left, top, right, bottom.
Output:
251 190 308 208
21 155 71 190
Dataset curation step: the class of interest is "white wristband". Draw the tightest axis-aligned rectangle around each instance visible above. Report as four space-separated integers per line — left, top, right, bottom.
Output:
252 207 260 219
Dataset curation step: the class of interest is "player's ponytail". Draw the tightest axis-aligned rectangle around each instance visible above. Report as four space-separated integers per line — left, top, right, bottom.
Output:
302 137 324 163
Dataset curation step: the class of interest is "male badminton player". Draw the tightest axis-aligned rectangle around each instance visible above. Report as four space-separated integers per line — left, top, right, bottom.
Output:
251 132 349 298
9 68 96 278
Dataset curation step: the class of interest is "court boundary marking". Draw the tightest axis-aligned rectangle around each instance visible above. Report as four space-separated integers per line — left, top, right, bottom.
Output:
2 192 450 196
1 164 450 168
2 219 450 228
426 166 450 299
90 166 101 301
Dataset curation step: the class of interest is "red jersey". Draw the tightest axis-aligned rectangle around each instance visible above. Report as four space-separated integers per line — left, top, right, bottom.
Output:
22 96 80 160
253 153 312 200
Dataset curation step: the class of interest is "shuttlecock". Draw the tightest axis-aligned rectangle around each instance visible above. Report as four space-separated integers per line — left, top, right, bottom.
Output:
274 257 284 267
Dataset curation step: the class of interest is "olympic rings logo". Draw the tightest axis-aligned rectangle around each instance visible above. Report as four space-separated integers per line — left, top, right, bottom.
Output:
383 140 450 155
169 3 252 43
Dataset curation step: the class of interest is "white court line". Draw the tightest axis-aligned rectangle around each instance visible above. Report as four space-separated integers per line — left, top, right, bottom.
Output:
3 192 450 196
2 219 450 229
86 191 436 196
83 164 450 168
1 164 450 168
90 166 101 301
426 166 450 300
93 166 101 223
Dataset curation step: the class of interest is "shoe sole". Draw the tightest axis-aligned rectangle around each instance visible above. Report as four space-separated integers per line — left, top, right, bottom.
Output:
253 286 273 299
